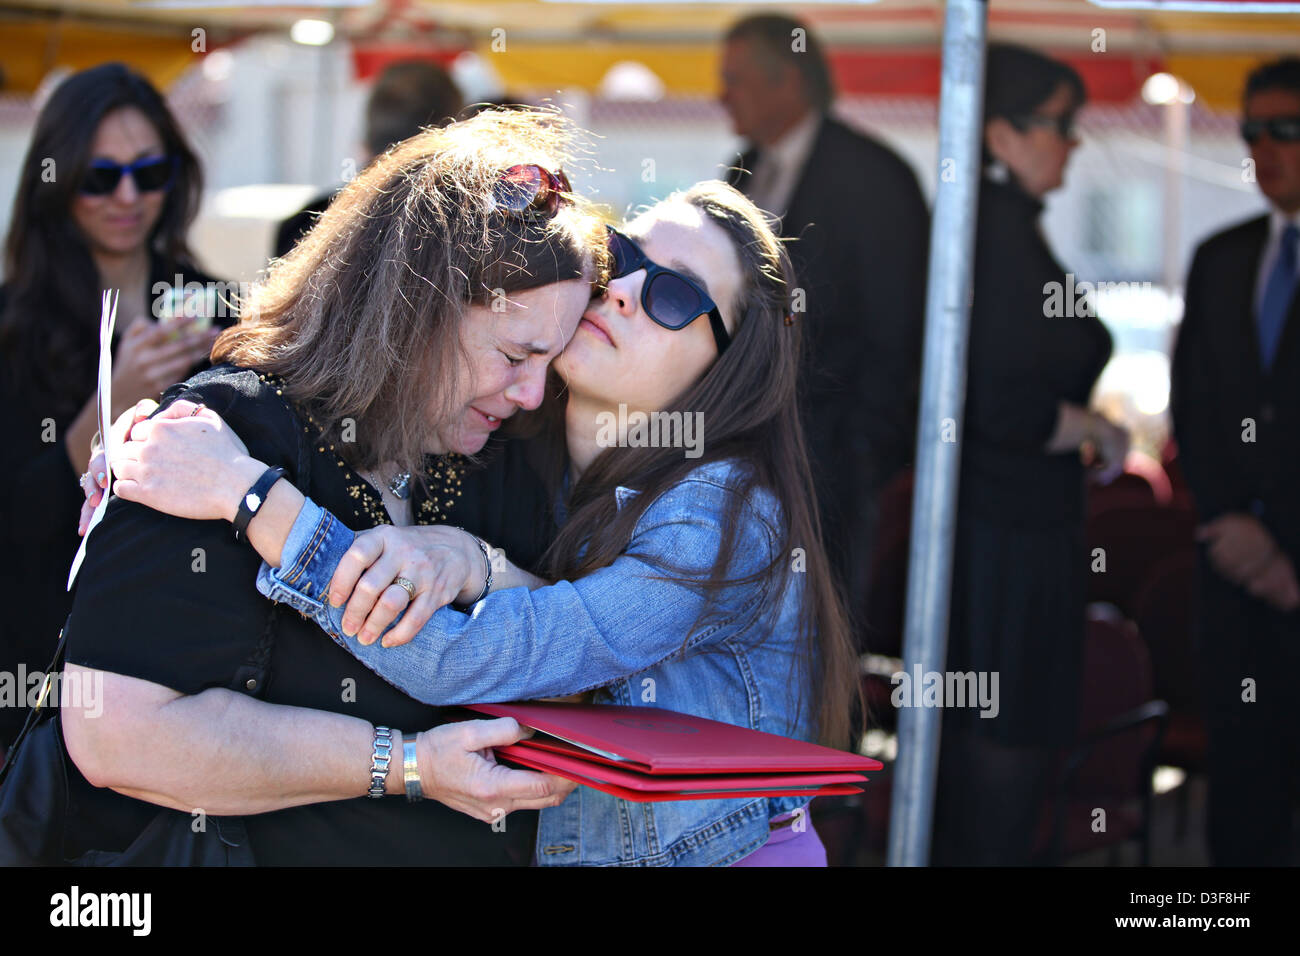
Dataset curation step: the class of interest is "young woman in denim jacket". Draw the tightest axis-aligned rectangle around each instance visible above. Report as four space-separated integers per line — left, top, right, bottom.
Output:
91 181 863 865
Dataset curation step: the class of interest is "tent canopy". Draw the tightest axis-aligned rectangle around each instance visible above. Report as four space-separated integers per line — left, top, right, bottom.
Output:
2 0 1298 109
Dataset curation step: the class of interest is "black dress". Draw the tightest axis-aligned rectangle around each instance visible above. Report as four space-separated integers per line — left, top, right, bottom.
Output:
59 364 557 864
942 176 1113 748
0 254 227 747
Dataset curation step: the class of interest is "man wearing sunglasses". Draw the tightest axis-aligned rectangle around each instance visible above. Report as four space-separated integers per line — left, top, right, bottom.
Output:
1171 57 1300 867
721 13 929 631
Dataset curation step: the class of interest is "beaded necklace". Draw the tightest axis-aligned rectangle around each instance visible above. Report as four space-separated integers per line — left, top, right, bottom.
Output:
255 370 465 527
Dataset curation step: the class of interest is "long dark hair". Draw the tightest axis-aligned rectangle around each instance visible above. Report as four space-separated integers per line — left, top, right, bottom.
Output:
0 63 204 418
982 44 1086 168
538 181 862 749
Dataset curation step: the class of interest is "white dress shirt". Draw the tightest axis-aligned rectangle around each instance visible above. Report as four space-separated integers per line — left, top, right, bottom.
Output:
745 110 822 221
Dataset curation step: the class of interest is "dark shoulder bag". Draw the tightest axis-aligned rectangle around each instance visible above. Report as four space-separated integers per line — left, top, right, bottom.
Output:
0 379 311 866
0 611 283 866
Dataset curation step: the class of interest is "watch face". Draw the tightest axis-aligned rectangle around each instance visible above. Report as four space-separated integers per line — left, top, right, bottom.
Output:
245 492 262 512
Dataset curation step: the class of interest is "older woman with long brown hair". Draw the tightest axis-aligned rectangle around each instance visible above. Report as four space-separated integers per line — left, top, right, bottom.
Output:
53 108 607 865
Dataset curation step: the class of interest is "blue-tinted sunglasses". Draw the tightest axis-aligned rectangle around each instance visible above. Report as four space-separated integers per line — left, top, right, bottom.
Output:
605 226 730 355
80 155 176 197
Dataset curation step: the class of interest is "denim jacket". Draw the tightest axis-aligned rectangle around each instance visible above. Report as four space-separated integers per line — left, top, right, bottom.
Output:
256 459 817 866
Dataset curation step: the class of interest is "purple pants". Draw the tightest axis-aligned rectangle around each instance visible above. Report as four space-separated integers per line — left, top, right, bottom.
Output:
731 811 827 867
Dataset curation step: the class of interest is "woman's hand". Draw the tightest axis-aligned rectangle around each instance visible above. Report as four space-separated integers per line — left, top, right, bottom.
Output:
78 398 157 535
417 717 577 822
331 524 487 648
112 398 264 522
77 465 108 536
1086 413 1130 485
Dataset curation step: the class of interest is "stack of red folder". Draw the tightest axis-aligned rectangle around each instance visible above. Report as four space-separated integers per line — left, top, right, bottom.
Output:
466 702 884 802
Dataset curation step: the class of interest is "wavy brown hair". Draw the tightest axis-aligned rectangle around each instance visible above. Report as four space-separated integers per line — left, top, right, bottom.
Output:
537 181 863 749
214 107 607 479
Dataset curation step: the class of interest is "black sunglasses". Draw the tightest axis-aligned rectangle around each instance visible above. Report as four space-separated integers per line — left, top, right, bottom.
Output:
605 226 730 355
492 164 572 219
1009 111 1077 140
1241 116 1300 145
80 155 176 197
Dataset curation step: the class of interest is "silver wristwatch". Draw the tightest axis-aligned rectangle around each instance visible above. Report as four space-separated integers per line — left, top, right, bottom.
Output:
368 726 395 798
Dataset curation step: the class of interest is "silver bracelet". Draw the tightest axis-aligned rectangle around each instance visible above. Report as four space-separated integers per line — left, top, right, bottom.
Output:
454 527 493 608
402 733 424 802
367 726 395 798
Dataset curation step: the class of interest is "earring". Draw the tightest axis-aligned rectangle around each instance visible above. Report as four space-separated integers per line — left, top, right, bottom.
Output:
985 159 1011 183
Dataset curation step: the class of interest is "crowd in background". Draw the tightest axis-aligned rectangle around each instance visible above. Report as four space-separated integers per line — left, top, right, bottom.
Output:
0 10 1297 866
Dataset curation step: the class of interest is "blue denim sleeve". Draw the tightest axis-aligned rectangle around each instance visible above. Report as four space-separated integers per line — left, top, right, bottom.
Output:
256 496 356 634
256 478 777 706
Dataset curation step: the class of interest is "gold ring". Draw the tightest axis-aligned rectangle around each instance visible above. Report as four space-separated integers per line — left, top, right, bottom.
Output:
393 577 417 602
190 403 206 417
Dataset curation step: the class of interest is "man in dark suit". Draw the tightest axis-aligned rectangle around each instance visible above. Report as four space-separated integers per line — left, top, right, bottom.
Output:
720 14 929 640
1171 57 1300 866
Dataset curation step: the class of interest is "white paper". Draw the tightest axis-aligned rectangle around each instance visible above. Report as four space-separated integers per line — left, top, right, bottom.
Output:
67 290 118 590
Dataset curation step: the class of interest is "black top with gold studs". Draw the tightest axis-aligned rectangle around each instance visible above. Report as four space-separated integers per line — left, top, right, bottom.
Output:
62 364 557 865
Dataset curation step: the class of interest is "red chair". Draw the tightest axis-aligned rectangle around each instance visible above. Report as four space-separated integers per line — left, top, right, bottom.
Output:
1131 548 1206 839
1120 452 1173 506
1032 616 1168 865
1161 440 1196 510
858 470 914 737
1087 472 1157 517
1085 507 1198 616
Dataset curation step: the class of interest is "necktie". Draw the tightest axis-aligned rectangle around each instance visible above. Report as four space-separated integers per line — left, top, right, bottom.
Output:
1257 223 1298 371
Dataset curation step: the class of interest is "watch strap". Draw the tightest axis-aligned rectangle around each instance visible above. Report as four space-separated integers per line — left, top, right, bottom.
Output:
233 466 286 542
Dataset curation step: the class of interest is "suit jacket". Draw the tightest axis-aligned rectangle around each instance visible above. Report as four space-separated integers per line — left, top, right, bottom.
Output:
729 114 929 594
1172 213 1300 570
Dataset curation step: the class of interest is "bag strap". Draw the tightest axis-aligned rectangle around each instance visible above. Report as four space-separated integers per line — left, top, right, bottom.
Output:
0 629 69 785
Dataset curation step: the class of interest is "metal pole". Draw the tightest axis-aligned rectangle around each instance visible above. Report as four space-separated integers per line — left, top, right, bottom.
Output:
311 14 338 188
1162 90 1189 298
886 0 988 868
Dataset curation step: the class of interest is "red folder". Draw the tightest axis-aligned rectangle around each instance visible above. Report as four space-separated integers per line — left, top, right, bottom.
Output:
495 740 867 802
464 702 883 802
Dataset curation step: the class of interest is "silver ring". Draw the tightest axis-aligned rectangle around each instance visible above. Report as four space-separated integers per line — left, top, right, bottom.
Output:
393 577 417 602
79 471 91 489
